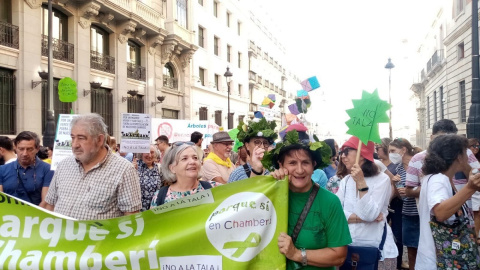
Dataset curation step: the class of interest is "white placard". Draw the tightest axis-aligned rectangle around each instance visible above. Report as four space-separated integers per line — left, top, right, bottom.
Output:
150 119 219 149
51 114 78 170
120 113 152 153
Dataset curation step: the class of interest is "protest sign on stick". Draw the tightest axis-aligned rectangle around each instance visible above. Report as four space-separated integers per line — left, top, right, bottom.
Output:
344 89 391 163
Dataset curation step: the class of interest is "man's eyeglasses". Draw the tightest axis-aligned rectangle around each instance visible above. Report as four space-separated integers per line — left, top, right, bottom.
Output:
173 141 195 147
339 147 356 157
253 139 270 148
220 142 234 147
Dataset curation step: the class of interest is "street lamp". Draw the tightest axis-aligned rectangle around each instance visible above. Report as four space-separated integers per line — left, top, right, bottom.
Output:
224 67 233 129
385 58 395 139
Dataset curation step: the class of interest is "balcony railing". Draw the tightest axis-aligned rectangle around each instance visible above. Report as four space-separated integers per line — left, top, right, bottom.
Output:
90 51 115 74
41 35 74 63
249 103 258 112
431 50 444 69
0 22 19 49
163 76 178 90
127 62 146 81
249 71 256 81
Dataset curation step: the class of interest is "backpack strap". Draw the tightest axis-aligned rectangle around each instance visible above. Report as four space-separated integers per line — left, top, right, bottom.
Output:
156 185 170 206
243 164 252 178
199 180 213 189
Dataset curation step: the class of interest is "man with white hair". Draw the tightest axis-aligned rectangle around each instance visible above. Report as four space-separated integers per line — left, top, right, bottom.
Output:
45 113 142 220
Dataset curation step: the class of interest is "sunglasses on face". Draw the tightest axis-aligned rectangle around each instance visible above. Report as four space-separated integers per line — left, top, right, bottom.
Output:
173 141 195 147
339 147 356 157
471 145 480 149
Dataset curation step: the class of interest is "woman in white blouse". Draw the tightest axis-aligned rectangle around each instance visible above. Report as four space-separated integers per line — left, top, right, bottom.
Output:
416 134 480 269
336 136 398 269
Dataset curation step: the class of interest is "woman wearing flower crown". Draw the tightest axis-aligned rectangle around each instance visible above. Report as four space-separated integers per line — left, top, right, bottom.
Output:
265 130 352 269
228 118 278 183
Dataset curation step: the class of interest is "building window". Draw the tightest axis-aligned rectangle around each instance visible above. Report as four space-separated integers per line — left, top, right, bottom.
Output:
127 95 144 114
42 79 72 134
214 36 219 56
215 110 222 126
176 0 188 28
227 45 231 62
439 86 444 119
0 68 15 135
455 0 465 17
458 42 465 60
460 80 466 122
199 106 208 120
90 26 115 74
163 108 179 119
198 26 204 48
127 40 141 65
226 11 230 27
0 0 12 23
238 115 245 124
237 21 241 35
42 5 67 40
199 67 205 86
163 63 177 90
433 91 437 122
213 1 217 17
91 26 109 54
91 87 113 135
238 84 242 97
238 52 241 68
198 0 203 5
214 74 220 90
427 96 430 128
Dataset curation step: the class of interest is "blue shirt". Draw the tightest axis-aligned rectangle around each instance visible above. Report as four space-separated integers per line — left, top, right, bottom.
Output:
312 169 328 188
323 164 337 180
0 157 54 205
228 163 269 183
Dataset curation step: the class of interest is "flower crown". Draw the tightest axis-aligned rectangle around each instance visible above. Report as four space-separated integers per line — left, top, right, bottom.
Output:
261 130 332 171
236 117 278 143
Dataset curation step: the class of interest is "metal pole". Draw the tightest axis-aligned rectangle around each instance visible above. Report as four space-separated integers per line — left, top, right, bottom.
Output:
389 69 392 139
227 82 230 129
467 0 480 138
43 0 56 147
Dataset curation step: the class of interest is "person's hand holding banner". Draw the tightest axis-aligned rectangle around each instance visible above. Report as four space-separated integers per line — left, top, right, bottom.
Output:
344 89 391 163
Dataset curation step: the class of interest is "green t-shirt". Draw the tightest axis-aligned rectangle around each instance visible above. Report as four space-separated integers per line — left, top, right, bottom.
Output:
287 183 352 270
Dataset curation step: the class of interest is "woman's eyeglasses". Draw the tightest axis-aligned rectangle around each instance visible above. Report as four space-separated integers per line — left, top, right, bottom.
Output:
173 141 195 147
339 147 356 157
470 145 480 149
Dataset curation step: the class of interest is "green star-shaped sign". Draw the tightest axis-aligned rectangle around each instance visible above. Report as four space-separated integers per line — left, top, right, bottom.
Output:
345 89 391 145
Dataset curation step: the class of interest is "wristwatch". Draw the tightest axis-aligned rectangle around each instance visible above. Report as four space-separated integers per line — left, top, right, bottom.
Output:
358 186 369 192
300 248 307 266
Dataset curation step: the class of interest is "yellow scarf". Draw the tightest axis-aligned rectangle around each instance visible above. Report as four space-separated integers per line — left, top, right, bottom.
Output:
205 152 233 168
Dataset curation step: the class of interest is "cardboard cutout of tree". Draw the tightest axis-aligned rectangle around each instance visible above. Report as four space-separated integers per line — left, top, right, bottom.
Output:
345 89 391 162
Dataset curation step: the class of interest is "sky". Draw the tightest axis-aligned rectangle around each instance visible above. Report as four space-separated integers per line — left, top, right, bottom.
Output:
249 0 441 143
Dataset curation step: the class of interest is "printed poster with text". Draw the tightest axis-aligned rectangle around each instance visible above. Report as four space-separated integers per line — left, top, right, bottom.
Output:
151 119 220 149
120 113 152 153
0 176 288 270
51 114 78 170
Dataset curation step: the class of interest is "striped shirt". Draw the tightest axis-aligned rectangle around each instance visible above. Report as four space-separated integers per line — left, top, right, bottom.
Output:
397 164 418 216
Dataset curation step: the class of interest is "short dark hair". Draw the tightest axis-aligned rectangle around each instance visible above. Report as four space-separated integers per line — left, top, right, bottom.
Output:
190 131 203 143
432 119 458 135
155 135 169 144
37 146 48 159
422 134 468 175
0 136 14 151
14 131 40 148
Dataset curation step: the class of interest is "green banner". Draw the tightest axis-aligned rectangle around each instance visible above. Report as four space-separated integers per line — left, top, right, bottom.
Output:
0 176 288 270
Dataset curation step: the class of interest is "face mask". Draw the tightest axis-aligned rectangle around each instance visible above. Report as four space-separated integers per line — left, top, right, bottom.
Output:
389 153 402 164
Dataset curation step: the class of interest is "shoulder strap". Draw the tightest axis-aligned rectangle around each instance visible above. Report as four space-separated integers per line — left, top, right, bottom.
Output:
243 164 251 178
291 183 320 244
16 168 34 203
156 185 170 206
199 180 213 189
379 222 387 250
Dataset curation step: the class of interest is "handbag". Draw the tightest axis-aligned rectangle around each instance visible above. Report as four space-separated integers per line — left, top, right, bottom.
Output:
428 177 480 269
339 176 387 270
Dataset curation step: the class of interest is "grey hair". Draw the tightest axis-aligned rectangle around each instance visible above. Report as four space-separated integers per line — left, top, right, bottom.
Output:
161 144 199 184
136 146 159 160
71 113 108 145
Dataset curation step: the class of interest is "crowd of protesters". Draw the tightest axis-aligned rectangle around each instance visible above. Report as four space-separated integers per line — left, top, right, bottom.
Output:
2 114 480 269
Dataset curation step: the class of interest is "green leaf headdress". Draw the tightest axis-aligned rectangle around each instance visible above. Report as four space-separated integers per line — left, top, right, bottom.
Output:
261 130 331 171
236 118 278 143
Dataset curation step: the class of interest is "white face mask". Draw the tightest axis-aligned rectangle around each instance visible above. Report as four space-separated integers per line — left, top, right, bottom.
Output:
389 153 402 164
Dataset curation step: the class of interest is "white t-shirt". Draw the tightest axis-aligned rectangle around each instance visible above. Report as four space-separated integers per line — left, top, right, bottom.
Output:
416 173 461 270
336 172 398 259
